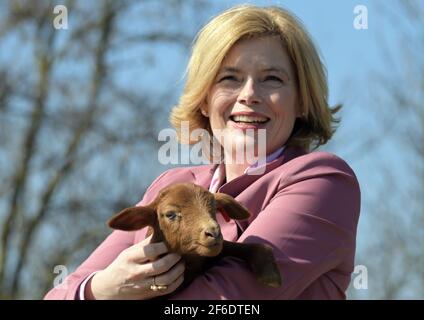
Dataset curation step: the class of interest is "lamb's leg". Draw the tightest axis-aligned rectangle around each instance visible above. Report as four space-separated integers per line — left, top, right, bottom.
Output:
221 241 282 288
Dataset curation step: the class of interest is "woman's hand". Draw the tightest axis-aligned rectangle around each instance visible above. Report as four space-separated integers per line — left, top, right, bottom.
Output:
86 234 185 300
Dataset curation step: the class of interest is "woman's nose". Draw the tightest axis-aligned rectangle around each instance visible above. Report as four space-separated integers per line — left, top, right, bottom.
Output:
237 78 261 105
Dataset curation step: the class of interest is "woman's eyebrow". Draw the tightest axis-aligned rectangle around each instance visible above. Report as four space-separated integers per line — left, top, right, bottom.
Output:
219 66 290 78
219 66 241 73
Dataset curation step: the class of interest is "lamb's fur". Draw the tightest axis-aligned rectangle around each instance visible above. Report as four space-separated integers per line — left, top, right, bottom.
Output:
108 182 281 292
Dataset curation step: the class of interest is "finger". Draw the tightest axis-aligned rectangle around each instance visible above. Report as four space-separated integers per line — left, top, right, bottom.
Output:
133 233 153 248
155 274 185 297
141 233 153 244
142 242 169 260
128 242 169 263
154 260 185 286
130 272 184 299
123 233 152 260
137 252 182 277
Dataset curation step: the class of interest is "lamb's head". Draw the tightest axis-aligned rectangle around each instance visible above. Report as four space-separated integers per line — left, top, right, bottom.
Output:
108 183 250 257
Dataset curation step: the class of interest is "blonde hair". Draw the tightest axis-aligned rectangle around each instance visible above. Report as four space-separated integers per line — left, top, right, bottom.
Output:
170 4 340 152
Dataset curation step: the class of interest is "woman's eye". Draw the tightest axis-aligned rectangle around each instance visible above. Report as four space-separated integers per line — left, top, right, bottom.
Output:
264 75 283 82
218 75 238 82
165 211 178 220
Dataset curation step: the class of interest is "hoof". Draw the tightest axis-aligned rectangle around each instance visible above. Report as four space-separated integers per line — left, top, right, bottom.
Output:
258 271 282 288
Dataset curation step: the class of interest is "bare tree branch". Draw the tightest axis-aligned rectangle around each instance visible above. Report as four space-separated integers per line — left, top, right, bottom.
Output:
0 0 212 299
9 1 117 297
0 10 56 290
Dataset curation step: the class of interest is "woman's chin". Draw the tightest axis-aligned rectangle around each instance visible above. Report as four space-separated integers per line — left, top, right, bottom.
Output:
226 130 264 148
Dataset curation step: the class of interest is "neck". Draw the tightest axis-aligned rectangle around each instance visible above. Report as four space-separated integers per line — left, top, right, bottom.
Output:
223 145 269 182
224 146 260 182
224 162 249 182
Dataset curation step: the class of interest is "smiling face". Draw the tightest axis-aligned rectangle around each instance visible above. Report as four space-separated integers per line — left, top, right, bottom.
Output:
203 36 300 160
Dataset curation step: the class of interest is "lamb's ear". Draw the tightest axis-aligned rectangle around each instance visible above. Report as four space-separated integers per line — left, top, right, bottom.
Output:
108 206 156 231
214 193 250 220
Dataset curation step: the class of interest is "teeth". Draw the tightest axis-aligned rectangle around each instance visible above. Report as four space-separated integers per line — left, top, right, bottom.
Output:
231 115 268 123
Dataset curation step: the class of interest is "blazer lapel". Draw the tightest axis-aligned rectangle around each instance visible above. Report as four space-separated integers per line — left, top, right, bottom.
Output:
191 164 216 189
217 147 305 198
214 147 306 236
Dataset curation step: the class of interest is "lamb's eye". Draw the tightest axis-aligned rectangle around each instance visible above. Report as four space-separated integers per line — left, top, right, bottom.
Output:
165 211 178 220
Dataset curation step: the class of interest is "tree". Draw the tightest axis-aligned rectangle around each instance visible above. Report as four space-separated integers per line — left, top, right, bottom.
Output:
0 0 209 299
346 0 424 299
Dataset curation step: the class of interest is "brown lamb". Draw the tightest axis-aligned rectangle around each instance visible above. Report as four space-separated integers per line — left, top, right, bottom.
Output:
108 182 282 293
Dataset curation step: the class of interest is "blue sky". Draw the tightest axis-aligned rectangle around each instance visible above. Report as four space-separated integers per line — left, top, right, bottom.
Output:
207 0 388 102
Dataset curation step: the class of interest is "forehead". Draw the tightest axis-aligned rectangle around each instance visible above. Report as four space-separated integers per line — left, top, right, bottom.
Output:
219 36 292 72
162 185 214 205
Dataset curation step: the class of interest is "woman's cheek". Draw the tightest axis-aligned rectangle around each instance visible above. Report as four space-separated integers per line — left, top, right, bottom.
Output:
212 96 233 120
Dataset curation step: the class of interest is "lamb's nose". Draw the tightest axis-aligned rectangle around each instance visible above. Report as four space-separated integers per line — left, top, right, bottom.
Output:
204 226 220 239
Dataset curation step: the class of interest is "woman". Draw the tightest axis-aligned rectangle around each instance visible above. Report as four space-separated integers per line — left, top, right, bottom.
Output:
44 4 360 300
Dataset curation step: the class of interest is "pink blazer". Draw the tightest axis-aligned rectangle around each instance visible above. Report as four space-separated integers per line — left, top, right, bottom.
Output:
44 147 360 299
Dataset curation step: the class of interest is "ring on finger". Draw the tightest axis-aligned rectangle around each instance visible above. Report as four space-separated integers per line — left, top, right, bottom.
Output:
150 276 168 291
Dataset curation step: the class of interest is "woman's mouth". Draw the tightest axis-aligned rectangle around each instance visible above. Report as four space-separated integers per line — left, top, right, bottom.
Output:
229 114 270 130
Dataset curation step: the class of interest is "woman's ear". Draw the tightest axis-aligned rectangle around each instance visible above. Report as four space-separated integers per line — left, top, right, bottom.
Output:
200 107 209 117
200 101 209 117
214 193 250 220
108 206 156 231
